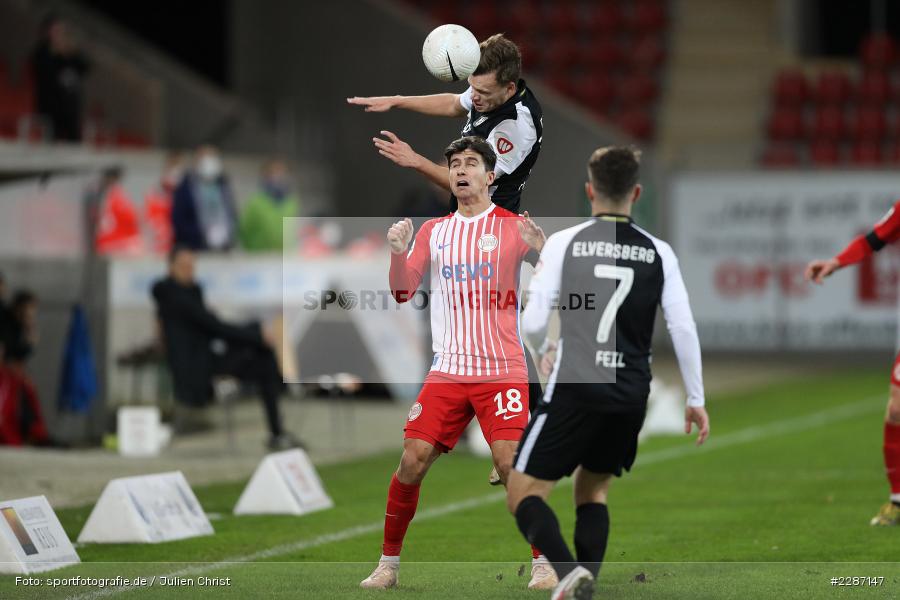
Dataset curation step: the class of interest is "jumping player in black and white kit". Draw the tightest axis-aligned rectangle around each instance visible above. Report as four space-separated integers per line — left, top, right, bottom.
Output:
505 147 711 600
347 34 542 214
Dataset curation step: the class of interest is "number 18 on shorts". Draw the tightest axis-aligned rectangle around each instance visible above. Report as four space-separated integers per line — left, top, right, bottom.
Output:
404 381 530 451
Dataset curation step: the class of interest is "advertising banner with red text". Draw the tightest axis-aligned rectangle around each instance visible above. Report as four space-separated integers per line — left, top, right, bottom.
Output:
670 173 900 350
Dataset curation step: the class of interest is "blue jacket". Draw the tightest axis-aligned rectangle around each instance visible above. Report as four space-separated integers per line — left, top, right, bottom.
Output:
171 173 238 250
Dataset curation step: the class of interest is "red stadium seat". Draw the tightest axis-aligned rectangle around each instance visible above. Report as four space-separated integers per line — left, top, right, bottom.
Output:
580 39 624 70
766 107 805 141
468 5 500 40
857 70 891 105
616 108 654 140
509 1 541 38
519 40 541 72
850 140 883 166
544 2 580 34
809 139 842 166
814 71 853 104
849 106 887 140
772 68 809 106
860 33 897 68
618 72 659 104
631 35 666 70
812 105 846 139
427 3 456 26
115 130 150 148
573 73 615 112
545 73 576 98
760 143 802 168
545 39 580 71
585 2 624 34
627 1 667 34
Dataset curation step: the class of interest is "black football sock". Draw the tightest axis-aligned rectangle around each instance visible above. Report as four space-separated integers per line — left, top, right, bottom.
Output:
515 495 576 579
574 502 610 578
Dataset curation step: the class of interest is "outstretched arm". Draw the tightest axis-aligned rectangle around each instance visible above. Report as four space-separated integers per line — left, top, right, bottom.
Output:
806 201 900 284
373 131 451 192
347 94 467 117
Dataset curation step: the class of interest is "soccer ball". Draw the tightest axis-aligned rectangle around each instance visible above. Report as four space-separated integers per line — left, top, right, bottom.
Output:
422 24 481 83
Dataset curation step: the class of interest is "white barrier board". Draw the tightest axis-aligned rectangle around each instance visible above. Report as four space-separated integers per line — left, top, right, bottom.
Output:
77 472 213 543
0 496 79 574
234 449 333 515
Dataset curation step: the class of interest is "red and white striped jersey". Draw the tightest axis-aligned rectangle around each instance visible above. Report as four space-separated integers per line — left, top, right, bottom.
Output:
390 203 530 382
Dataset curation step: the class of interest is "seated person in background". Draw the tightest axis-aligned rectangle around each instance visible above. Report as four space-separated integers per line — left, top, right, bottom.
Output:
239 158 300 252
144 152 185 254
172 146 238 251
151 246 303 450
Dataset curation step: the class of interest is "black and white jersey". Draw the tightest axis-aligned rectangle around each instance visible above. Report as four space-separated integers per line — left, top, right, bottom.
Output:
457 79 542 213
521 215 705 411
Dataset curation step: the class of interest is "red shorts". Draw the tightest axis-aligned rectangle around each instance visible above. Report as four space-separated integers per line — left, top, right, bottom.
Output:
891 352 900 386
404 380 529 452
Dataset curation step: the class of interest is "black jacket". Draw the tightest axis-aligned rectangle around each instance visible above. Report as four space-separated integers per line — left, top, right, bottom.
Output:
151 277 263 406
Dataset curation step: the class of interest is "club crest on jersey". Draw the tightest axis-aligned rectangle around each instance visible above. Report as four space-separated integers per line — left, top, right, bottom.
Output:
477 233 499 252
496 137 514 154
408 402 423 422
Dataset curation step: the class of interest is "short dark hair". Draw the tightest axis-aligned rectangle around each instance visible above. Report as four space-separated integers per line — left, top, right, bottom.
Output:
444 136 497 172
11 289 37 311
473 34 521 86
168 244 192 265
588 146 642 203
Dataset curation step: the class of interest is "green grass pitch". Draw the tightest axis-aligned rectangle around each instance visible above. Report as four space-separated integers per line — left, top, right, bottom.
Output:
2 368 899 599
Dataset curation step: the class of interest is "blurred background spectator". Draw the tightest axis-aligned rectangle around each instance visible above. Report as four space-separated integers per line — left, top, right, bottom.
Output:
144 152 185 255
4 290 39 369
172 146 238 251
93 167 143 255
32 15 89 142
239 158 300 252
152 247 303 450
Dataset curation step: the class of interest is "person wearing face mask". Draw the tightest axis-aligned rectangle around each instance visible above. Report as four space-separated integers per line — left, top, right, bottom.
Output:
239 159 300 252
144 153 185 254
171 146 238 251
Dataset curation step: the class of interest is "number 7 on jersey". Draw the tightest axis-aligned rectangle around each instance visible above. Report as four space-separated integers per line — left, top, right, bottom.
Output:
594 265 634 344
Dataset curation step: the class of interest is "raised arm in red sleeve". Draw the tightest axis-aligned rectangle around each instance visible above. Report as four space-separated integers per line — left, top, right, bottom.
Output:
389 220 435 303
836 200 900 267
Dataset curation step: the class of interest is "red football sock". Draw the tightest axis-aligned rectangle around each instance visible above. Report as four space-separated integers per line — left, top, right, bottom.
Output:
382 474 421 557
531 544 542 559
884 422 900 496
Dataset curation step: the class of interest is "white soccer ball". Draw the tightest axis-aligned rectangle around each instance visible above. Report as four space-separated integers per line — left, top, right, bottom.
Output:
422 24 481 83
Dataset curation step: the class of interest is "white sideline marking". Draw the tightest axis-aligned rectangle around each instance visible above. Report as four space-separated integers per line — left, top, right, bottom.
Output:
65 395 883 600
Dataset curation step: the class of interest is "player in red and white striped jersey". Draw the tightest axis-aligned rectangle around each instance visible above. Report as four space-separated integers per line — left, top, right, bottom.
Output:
390 193 530 381
806 199 900 526
361 137 546 590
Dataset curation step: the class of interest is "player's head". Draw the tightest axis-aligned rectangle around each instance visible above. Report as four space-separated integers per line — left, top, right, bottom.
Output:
468 34 521 113
586 146 642 213
168 245 196 285
444 136 496 202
